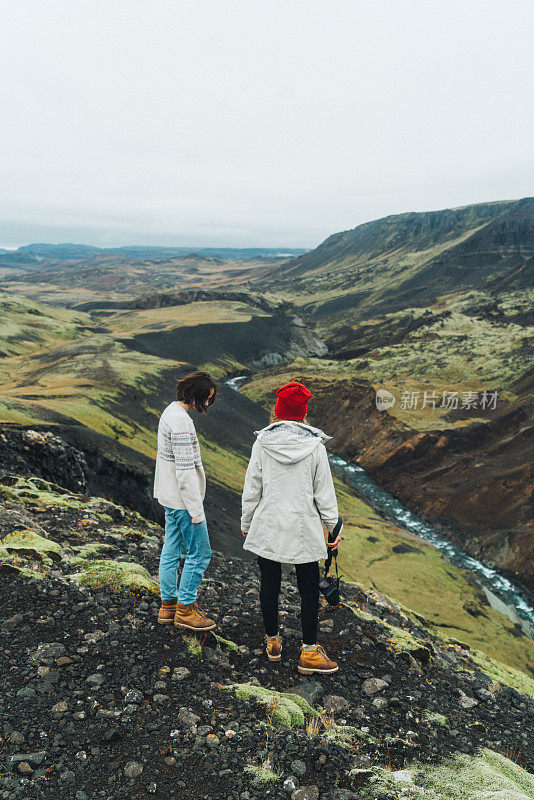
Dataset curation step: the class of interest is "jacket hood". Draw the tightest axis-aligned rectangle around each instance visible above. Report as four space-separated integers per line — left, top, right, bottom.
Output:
254 421 331 464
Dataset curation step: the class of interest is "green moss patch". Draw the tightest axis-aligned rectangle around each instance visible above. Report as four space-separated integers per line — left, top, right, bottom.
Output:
0 530 62 566
0 476 88 511
322 724 370 748
71 542 114 561
359 748 534 799
227 683 318 728
416 748 534 800
423 711 448 726
346 602 432 664
244 764 281 788
70 559 159 596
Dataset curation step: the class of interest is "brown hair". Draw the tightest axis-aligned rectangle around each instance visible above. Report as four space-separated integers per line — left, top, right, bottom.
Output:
175 371 218 414
269 406 308 425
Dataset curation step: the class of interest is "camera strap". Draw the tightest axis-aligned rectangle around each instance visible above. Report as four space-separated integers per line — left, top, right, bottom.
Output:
324 516 342 580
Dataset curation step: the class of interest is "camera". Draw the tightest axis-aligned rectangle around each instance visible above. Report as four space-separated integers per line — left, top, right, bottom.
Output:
319 574 340 606
319 516 342 606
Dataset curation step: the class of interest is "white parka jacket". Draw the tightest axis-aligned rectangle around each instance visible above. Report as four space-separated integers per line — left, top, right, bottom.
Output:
241 421 339 564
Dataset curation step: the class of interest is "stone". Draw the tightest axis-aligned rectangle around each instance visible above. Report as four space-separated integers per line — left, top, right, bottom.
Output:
51 701 68 713
32 642 66 664
289 681 324 705
8 752 47 770
60 769 76 784
470 721 486 734
124 761 143 778
177 708 201 728
322 694 350 713
56 656 73 667
291 787 319 800
290 759 307 777
172 667 191 681
458 692 478 709
86 673 105 687
124 689 143 704
283 777 298 792
372 697 388 710
17 762 33 775
361 678 388 695
16 686 36 699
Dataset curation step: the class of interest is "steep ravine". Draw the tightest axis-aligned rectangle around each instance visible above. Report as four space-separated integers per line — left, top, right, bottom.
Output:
304 377 533 595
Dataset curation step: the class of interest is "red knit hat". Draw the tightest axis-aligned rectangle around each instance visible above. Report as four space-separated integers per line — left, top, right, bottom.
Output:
274 381 313 421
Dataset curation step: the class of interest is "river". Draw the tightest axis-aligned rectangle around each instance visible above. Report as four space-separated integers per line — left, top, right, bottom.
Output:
226 375 534 638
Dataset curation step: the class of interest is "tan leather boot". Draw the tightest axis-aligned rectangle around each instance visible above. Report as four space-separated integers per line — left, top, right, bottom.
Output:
298 644 338 674
158 599 177 625
173 601 216 631
264 634 282 662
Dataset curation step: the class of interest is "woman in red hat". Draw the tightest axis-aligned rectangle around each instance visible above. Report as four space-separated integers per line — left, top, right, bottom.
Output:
241 381 341 674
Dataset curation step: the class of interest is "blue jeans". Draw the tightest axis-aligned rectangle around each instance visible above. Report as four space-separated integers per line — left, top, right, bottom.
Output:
159 508 212 604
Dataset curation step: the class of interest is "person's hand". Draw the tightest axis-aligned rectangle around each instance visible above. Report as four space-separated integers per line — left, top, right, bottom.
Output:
326 534 341 549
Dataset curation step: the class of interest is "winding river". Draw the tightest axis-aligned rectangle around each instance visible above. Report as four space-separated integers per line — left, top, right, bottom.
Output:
227 375 534 638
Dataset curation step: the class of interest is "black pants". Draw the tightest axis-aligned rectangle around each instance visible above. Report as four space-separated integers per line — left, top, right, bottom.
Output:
258 555 320 645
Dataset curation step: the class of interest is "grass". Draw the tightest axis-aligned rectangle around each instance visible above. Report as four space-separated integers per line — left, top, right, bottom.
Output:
213 633 239 652
469 650 534 699
333 481 534 677
103 300 265 336
197 433 250 494
183 636 203 656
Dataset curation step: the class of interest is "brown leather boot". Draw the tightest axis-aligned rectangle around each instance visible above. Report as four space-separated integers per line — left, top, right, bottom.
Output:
264 633 282 662
173 601 216 631
298 644 339 674
158 599 177 625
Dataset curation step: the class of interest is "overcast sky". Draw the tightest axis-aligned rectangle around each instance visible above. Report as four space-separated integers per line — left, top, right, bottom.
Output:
1 1 533 249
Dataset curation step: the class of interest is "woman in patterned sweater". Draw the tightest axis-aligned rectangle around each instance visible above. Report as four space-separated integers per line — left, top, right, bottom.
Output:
153 371 219 631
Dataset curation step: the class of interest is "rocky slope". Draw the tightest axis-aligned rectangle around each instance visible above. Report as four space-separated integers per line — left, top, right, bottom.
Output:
1 478 533 800
262 198 533 321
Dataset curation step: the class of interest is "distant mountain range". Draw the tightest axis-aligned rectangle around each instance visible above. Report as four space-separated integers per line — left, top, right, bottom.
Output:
0 243 306 268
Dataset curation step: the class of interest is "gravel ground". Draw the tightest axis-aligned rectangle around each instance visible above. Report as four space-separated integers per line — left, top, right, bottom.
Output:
1 489 533 800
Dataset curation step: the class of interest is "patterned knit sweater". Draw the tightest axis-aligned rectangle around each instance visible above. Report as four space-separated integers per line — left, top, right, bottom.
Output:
153 402 206 523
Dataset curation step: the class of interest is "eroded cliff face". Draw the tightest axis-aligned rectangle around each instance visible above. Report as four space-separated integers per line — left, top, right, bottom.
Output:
300 377 533 593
